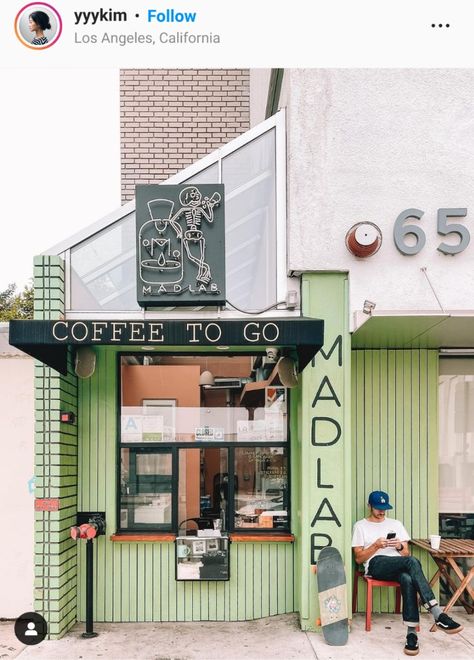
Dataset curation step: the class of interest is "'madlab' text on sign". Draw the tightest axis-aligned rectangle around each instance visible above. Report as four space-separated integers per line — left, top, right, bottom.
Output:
136 184 225 307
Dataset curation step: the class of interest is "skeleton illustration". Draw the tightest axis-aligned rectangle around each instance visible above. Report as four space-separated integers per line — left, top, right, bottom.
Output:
172 186 221 285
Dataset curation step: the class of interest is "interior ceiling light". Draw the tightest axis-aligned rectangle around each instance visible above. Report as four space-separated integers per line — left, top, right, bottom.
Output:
199 370 215 386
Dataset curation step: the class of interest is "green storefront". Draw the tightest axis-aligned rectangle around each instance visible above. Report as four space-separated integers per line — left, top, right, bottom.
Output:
10 261 359 638
8 113 448 639
8 148 355 639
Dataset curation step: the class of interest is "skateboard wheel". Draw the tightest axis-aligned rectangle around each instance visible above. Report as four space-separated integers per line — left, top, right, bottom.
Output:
316 618 321 626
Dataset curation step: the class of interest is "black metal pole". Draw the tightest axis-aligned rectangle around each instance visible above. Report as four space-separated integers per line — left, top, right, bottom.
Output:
82 539 98 639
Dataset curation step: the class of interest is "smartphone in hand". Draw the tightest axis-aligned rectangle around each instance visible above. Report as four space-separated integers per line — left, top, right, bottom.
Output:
386 532 396 539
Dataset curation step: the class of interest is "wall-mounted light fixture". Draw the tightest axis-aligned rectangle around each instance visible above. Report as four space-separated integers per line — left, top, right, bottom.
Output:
346 222 382 257
74 346 96 379
363 300 376 315
265 347 280 362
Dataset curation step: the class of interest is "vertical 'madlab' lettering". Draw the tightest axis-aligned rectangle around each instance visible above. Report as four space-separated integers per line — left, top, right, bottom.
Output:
310 339 343 559
300 273 350 632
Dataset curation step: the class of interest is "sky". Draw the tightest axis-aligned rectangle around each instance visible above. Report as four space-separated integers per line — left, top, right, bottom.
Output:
0 68 120 291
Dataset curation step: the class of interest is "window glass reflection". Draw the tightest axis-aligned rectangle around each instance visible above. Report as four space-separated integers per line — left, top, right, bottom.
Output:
120 448 172 529
234 447 288 530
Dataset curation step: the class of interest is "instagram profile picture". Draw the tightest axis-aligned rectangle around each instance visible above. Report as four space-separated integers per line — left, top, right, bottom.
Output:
14 3 62 49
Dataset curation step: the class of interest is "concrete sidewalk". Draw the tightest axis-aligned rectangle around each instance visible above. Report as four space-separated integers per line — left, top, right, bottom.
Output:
0 612 472 660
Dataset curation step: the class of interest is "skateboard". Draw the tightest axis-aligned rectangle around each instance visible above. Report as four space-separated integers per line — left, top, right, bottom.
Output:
316 546 349 645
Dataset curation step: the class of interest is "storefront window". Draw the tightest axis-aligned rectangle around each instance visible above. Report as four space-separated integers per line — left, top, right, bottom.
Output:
118 354 290 534
439 357 474 537
438 357 474 605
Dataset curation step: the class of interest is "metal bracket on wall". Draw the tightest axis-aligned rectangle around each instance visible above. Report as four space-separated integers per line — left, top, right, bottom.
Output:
77 511 106 536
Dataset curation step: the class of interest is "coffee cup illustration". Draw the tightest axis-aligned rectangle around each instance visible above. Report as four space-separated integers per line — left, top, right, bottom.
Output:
139 198 183 284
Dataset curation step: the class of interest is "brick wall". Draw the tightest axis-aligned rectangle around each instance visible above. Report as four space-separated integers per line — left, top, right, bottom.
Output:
120 69 250 203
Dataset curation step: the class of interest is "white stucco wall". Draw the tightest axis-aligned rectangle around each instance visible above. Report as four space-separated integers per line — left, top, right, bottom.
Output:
249 69 272 127
284 69 474 322
0 325 34 617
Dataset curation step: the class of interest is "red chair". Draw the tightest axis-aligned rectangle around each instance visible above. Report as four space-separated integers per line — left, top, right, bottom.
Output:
352 569 401 631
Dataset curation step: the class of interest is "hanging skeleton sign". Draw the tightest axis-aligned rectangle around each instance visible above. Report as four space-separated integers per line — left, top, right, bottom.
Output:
136 184 226 307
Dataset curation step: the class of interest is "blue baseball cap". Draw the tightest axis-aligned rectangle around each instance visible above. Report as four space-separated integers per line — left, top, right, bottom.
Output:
368 490 393 510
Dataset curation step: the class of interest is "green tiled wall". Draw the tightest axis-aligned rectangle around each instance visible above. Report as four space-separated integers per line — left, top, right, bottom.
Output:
33 255 65 321
33 255 79 639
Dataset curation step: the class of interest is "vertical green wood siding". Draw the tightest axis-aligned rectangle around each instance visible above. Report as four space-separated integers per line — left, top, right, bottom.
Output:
351 349 439 613
78 348 295 622
78 541 294 622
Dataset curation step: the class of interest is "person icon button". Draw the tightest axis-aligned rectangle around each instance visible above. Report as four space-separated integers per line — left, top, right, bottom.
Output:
14 611 47 645
25 621 38 636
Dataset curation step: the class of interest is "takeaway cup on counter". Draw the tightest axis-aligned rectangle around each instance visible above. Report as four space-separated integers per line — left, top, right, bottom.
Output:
429 534 441 550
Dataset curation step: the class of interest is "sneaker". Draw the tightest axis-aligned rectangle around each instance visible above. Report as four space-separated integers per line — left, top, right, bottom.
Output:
436 612 464 634
404 632 419 656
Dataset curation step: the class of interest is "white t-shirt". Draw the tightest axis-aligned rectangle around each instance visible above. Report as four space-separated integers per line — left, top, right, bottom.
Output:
351 517 410 573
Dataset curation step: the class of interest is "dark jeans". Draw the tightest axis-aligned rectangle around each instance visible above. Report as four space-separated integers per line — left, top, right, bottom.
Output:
368 555 438 626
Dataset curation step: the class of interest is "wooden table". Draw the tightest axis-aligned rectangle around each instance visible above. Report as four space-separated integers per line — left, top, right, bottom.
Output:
411 538 474 629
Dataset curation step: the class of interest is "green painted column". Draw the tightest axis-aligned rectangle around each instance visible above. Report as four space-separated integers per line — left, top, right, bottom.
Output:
34 255 79 639
299 273 351 631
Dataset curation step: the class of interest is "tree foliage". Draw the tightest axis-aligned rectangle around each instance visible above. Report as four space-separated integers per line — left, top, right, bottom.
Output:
0 282 34 320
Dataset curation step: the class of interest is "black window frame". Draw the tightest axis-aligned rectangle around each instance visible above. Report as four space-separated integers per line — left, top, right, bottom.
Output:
116 351 291 536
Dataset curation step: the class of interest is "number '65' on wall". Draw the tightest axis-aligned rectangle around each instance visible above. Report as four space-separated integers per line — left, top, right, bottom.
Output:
394 208 469 255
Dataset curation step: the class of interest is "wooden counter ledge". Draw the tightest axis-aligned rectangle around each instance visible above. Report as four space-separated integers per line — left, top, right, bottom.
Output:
230 534 294 543
110 534 176 542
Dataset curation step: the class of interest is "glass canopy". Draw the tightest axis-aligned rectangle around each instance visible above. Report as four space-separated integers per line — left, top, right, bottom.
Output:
68 115 283 313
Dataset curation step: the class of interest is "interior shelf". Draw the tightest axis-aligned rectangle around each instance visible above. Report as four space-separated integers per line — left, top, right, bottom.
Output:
239 364 282 407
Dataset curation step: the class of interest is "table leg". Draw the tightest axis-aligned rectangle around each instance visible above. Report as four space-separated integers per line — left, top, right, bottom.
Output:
446 558 474 603
441 566 474 613
437 562 473 613
428 567 441 588
429 560 467 608
430 566 474 632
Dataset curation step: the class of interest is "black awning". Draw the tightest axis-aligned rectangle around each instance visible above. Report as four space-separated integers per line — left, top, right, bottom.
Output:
9 317 324 375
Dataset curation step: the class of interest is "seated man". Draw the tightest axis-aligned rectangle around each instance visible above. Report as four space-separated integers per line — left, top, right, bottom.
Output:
352 490 463 656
